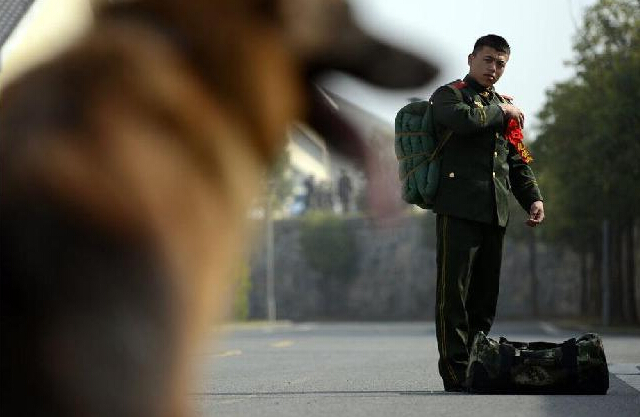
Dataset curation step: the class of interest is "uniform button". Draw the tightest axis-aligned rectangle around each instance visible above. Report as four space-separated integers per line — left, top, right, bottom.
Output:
449 172 455 178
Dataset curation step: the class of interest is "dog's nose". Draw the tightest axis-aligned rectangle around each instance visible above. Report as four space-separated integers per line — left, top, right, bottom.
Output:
280 0 438 89
307 35 438 89
329 37 439 89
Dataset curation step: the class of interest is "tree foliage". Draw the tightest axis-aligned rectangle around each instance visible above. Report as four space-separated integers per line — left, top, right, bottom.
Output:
266 148 294 212
232 263 251 321
299 212 358 317
532 0 640 322
299 212 358 281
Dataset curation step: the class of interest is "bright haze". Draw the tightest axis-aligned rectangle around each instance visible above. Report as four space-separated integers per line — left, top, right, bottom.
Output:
325 0 598 135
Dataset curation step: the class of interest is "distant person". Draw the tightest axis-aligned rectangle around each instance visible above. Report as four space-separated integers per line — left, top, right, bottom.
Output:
338 169 353 213
429 34 544 391
303 175 315 212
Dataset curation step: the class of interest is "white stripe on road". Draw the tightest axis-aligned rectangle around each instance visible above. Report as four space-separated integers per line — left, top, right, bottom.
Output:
609 363 640 392
294 324 315 332
608 363 640 375
616 374 640 392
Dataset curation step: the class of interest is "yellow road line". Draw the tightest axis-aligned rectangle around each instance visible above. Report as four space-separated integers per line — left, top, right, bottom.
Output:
270 340 294 348
215 349 242 357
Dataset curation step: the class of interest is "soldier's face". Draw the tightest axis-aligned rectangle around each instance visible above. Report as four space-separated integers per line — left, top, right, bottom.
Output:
468 46 509 88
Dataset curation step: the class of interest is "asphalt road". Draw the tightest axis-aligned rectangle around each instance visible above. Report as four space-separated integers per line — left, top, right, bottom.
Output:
190 321 640 417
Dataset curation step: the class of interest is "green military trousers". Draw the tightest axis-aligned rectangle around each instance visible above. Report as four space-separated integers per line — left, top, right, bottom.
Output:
435 214 506 388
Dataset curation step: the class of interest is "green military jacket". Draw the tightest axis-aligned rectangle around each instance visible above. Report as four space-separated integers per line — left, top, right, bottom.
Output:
431 75 542 227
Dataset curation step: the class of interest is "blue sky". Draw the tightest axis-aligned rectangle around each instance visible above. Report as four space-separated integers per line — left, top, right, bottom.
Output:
326 0 599 135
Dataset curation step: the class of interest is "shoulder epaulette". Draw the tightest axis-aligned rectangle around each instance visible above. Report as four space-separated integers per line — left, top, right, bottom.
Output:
450 80 467 89
497 93 514 103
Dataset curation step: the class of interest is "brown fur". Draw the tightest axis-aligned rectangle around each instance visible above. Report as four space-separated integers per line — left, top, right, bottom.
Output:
0 1 436 416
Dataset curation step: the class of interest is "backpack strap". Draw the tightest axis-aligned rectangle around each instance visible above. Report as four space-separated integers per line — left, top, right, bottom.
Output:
397 81 472 181
561 337 579 390
498 342 517 391
428 80 472 159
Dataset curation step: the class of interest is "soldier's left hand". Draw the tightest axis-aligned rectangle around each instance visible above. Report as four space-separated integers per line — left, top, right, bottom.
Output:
527 200 544 227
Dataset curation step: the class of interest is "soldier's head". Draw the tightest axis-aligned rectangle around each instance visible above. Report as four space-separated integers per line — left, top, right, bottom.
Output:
468 34 510 88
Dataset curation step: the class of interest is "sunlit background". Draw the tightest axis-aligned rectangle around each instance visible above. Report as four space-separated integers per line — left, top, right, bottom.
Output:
2 0 598 127
1 0 638 326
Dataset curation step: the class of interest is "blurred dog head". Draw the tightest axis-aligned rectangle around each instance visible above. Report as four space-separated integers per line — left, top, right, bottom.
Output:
1 1 436 416
98 0 437 158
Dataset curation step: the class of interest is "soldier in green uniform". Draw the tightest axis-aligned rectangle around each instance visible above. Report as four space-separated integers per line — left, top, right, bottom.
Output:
430 34 544 391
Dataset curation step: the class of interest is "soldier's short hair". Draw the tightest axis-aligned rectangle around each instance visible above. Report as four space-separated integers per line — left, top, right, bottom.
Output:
473 35 510 55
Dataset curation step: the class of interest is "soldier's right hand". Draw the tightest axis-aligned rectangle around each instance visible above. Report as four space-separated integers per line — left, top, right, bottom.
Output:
499 103 525 128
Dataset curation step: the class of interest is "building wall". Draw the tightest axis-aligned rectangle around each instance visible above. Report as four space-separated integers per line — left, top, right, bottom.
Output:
0 0 93 91
287 124 330 183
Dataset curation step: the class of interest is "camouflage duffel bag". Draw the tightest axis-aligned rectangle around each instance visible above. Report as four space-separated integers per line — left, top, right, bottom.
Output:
466 332 609 394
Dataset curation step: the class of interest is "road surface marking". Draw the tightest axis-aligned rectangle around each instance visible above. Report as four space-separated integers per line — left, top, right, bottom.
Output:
609 363 640 392
539 321 561 336
617 374 640 391
608 363 640 375
215 349 242 357
294 324 315 332
270 340 294 348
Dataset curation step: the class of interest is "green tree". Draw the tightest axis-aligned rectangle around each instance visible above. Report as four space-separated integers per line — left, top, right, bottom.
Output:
533 0 640 323
265 148 294 212
232 264 252 321
299 212 358 318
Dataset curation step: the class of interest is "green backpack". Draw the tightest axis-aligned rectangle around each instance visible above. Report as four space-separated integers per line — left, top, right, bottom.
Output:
394 85 467 209
466 332 609 394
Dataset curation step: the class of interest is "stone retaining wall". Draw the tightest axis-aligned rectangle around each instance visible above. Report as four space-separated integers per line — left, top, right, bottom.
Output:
248 214 581 321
